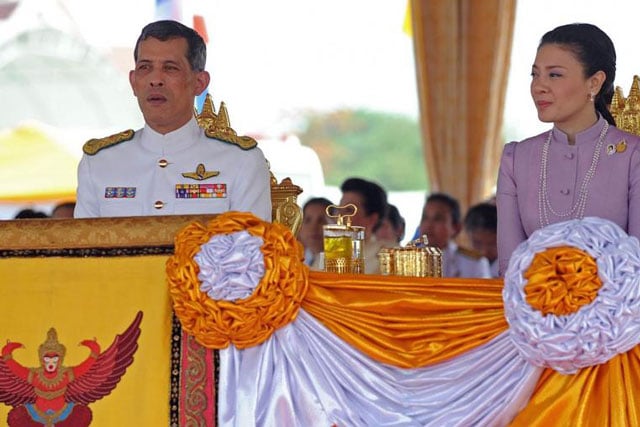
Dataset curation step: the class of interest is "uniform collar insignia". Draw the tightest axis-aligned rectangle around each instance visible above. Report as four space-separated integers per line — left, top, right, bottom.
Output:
182 163 219 180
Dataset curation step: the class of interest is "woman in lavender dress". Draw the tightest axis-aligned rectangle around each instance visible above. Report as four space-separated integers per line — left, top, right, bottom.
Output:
496 23 640 275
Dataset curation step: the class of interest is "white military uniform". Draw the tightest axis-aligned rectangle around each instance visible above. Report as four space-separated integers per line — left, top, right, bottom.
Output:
74 117 271 220
443 241 491 278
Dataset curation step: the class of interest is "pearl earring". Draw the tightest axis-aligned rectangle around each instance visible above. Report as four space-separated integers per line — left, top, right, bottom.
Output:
590 92 595 102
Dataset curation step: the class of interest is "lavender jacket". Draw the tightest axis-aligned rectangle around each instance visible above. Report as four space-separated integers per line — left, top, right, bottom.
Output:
496 117 640 275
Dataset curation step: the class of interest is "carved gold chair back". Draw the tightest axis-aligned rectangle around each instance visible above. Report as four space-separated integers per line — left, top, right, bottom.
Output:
195 94 303 235
610 75 640 136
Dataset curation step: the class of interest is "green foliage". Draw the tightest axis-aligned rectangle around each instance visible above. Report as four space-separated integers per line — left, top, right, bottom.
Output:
297 109 428 191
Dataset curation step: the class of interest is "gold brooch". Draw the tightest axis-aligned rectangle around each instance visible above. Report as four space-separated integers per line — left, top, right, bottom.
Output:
606 140 627 155
182 163 219 180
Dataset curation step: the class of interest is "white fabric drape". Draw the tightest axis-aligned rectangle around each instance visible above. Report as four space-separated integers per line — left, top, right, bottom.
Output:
218 310 541 426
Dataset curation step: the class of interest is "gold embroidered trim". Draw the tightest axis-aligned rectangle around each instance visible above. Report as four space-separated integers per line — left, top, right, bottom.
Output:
35 386 67 400
32 367 68 388
204 128 257 150
30 403 70 426
83 129 135 155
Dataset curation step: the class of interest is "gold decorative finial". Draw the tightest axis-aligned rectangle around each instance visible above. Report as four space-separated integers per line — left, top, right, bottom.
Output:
217 102 231 129
611 75 640 136
38 328 66 359
610 86 625 125
270 172 303 235
195 94 258 150
196 93 216 119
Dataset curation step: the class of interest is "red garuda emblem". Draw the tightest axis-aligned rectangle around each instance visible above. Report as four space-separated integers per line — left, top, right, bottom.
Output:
0 311 143 426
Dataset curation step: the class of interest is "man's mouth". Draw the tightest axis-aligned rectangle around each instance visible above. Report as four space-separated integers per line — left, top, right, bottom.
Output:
147 94 167 105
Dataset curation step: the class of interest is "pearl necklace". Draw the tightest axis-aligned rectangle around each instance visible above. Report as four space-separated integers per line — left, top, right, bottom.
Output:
538 122 609 228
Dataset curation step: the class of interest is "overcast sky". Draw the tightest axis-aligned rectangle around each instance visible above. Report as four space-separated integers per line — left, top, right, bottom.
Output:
62 0 417 134
61 0 640 139
505 0 640 141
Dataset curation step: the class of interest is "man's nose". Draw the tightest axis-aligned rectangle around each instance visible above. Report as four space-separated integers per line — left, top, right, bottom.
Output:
149 70 165 87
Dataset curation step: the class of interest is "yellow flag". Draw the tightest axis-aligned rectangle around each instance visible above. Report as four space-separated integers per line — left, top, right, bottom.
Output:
403 0 412 37
0 256 173 426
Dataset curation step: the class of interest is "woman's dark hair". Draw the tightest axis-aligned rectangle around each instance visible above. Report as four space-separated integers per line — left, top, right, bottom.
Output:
539 23 616 126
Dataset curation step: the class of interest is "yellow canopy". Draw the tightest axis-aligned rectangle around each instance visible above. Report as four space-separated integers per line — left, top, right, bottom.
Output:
0 125 79 202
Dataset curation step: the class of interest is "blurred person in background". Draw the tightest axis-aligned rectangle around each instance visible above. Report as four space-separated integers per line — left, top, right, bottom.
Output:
13 209 49 219
338 177 395 274
298 197 333 266
418 192 491 278
463 202 498 277
374 203 405 245
51 201 76 219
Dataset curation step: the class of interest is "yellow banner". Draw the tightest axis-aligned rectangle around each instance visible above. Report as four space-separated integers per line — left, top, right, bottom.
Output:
0 256 172 426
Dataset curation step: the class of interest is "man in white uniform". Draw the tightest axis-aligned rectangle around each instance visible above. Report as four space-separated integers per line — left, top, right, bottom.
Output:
74 20 271 221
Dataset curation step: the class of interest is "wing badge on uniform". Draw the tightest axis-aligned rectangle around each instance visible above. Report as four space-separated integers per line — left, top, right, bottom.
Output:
0 311 143 426
181 163 220 180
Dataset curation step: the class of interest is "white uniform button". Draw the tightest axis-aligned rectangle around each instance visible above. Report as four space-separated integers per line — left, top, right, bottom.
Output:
560 189 570 195
158 159 168 168
154 200 165 209
564 153 575 159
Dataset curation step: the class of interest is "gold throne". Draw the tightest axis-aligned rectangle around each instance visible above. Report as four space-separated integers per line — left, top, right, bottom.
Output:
195 94 303 235
610 75 640 136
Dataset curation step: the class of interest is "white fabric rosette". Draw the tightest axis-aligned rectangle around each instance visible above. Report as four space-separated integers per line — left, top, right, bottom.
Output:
503 217 640 374
195 230 265 301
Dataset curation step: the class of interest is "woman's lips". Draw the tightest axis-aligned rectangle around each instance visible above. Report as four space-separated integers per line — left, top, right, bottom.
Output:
536 100 551 109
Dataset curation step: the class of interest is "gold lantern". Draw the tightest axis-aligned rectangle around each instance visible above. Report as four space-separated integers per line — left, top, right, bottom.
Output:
322 204 365 274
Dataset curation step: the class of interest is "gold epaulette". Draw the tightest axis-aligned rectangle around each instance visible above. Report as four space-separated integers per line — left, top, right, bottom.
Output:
83 129 135 155
457 245 484 260
204 128 257 150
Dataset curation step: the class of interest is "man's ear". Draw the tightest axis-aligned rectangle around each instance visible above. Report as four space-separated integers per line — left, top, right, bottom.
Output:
129 70 137 96
370 212 381 230
452 222 462 238
195 70 211 96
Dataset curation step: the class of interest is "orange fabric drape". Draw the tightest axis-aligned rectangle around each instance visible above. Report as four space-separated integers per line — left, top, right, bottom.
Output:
302 271 507 368
411 0 516 210
166 213 640 424
511 348 640 426
301 270 640 426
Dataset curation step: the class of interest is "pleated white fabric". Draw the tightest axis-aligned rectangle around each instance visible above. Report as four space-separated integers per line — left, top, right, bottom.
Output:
218 310 541 426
